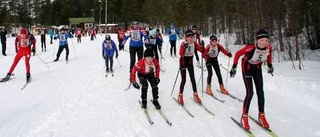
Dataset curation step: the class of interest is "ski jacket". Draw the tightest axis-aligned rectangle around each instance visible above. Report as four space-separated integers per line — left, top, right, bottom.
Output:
166 28 179 41
102 40 118 57
202 43 229 60
15 34 36 52
130 58 160 83
156 33 163 46
233 44 273 70
49 30 54 37
123 27 148 47
54 32 73 46
117 29 125 41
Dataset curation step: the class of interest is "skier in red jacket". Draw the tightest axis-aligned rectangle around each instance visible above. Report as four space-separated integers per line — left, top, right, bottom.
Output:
230 29 274 130
130 49 161 110
202 34 232 96
1 28 36 82
177 30 204 105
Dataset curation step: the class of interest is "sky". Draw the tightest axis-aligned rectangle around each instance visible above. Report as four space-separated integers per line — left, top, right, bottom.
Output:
0 33 319 137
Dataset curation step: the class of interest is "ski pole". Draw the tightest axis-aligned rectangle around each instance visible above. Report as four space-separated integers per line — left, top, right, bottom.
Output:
116 58 122 67
71 38 77 58
35 53 49 68
220 64 229 72
165 41 169 54
170 68 180 96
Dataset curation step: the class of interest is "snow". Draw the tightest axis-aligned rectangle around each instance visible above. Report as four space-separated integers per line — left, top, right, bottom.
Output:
0 34 319 137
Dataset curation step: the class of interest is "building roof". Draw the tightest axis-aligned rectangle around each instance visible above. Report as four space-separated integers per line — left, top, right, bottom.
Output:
69 17 94 25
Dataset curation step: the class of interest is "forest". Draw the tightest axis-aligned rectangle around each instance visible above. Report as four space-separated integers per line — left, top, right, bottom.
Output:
0 0 319 64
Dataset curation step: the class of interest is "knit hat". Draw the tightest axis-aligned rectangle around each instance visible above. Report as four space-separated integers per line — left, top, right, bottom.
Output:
185 29 194 37
149 29 156 36
105 34 111 40
144 49 154 58
256 29 269 40
192 25 197 30
132 20 139 25
20 28 27 35
209 34 217 41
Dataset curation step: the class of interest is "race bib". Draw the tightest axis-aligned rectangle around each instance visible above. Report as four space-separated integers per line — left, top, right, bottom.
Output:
248 48 269 64
184 43 195 57
60 34 66 41
131 30 141 41
21 38 29 47
105 42 112 49
150 38 156 45
145 62 155 74
208 46 218 58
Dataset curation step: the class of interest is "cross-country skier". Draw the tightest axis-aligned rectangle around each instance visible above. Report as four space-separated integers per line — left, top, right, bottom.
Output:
230 29 274 130
1 28 36 82
155 29 164 59
102 34 119 73
177 29 204 105
145 29 159 61
191 25 201 67
119 21 148 72
53 28 73 62
166 23 179 57
40 28 46 52
202 34 232 96
130 49 161 109
117 28 125 49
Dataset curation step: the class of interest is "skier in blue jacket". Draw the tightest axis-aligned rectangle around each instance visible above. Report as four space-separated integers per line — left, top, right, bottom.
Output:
53 28 73 62
166 23 179 57
102 34 119 72
119 21 149 72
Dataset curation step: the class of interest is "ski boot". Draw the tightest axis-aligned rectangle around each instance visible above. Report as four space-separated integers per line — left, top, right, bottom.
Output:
206 85 213 96
26 73 31 82
241 114 250 130
152 99 161 110
178 93 184 105
193 92 201 103
141 99 147 109
259 112 270 129
220 85 229 95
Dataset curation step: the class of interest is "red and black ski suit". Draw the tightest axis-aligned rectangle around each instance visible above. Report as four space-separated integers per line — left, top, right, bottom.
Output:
8 35 36 74
202 43 230 86
179 41 203 93
131 58 160 101
233 44 273 114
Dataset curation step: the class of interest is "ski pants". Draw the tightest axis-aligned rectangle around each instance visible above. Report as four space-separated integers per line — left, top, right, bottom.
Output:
8 49 31 74
129 46 143 72
56 44 69 60
138 73 159 100
242 62 265 114
179 57 197 93
41 35 46 50
169 40 176 56
1 40 6 55
206 58 223 86
104 56 114 70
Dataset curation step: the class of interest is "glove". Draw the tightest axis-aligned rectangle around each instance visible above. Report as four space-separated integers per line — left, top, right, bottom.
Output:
268 64 274 74
116 53 119 59
132 82 140 89
184 42 188 49
102 55 106 59
227 52 232 58
155 78 160 84
230 64 237 77
200 40 205 47
119 44 124 50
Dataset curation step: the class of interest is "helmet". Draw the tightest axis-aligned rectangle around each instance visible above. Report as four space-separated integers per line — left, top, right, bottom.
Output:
105 34 111 40
209 34 217 41
185 29 194 37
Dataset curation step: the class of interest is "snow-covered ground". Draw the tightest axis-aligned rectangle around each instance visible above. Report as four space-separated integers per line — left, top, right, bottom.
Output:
0 33 319 137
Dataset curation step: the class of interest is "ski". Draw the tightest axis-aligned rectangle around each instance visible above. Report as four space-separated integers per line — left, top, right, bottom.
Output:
191 98 215 116
216 89 243 102
204 91 225 103
231 117 255 137
172 97 194 117
0 73 16 82
138 101 154 125
160 69 166 72
249 116 278 137
150 100 172 126
124 82 131 91
21 80 31 90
